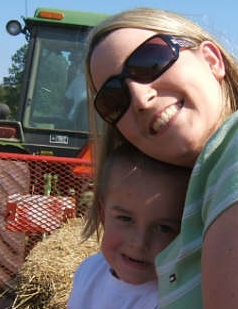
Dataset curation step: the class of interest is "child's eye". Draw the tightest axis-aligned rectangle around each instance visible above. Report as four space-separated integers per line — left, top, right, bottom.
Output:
159 225 172 233
116 215 132 222
160 225 169 233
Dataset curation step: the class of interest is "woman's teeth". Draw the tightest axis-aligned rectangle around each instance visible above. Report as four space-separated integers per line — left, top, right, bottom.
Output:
152 103 181 132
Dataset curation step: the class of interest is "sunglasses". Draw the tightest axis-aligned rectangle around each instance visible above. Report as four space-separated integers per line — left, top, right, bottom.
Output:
94 34 195 124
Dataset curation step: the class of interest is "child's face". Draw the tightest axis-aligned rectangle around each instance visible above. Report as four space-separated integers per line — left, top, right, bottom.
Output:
101 163 188 285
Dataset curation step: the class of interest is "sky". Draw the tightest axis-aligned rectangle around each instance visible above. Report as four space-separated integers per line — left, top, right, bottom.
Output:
1 0 238 83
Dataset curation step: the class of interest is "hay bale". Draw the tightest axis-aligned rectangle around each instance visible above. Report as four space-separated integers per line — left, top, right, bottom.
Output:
12 217 100 309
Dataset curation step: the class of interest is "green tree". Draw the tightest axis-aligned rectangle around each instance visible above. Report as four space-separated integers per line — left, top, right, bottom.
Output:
8 44 28 85
0 44 28 119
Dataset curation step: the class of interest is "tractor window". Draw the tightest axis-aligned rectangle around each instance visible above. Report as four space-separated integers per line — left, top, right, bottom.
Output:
23 26 89 132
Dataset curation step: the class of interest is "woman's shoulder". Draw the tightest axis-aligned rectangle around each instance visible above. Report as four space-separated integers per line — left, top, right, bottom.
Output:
197 111 238 167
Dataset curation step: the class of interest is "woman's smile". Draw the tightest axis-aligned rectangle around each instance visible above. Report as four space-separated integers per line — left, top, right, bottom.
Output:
150 101 183 134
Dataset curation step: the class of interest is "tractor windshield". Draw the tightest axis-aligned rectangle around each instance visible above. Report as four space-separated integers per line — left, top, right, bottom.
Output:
23 26 89 132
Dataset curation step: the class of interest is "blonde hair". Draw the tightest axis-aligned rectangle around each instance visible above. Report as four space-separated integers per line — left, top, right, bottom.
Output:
82 142 191 241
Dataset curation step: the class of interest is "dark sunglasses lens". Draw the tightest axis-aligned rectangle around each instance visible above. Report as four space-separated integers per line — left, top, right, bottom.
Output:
126 36 176 82
95 78 129 124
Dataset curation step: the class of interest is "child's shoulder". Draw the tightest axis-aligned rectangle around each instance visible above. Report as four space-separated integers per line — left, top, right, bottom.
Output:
77 252 107 273
83 252 105 264
72 253 109 290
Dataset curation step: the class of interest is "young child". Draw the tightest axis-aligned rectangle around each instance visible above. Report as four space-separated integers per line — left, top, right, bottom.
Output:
67 143 191 309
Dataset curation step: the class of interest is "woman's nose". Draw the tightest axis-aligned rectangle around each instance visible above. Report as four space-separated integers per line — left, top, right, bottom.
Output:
127 80 157 112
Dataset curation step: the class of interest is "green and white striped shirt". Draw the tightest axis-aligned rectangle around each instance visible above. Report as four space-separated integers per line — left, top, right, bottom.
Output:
156 111 238 309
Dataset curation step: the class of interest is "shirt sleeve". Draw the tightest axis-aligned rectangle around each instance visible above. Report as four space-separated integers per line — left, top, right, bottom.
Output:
200 114 238 235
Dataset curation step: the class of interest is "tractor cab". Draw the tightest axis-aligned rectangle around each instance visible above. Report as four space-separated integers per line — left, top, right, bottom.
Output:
2 8 107 156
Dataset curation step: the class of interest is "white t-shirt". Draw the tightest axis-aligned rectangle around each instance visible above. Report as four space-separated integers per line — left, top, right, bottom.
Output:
65 74 86 106
65 74 88 129
67 253 159 309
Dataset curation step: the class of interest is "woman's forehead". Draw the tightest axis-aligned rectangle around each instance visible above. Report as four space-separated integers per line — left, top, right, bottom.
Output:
90 28 157 90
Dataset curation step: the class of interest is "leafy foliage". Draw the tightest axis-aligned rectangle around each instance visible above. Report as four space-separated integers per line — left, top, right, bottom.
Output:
0 44 28 119
8 44 27 85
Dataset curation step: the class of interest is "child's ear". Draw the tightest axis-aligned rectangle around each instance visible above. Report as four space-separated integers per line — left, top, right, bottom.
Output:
200 41 225 81
97 199 105 225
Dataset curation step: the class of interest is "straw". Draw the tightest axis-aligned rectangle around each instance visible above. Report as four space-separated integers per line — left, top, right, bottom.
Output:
12 217 99 309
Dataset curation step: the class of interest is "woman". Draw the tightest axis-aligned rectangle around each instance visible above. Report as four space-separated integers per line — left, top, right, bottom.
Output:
85 7 238 309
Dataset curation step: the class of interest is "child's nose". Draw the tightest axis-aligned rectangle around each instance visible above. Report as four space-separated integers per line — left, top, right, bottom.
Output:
128 229 149 250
